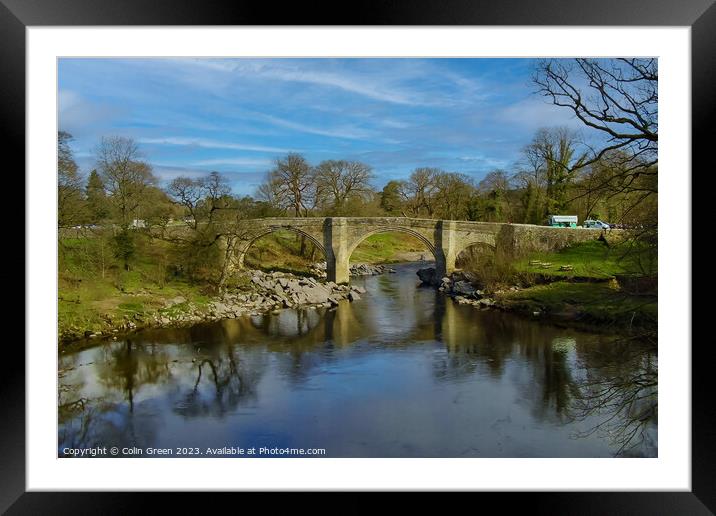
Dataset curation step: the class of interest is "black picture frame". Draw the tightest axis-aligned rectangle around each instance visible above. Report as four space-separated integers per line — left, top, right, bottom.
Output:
4 0 712 511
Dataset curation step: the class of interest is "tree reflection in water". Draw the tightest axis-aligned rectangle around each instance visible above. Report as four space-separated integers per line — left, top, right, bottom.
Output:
174 343 263 418
434 298 656 455
568 334 657 456
58 263 658 457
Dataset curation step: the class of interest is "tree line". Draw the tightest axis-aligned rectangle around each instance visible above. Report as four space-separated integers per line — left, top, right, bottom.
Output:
58 58 658 286
59 129 655 231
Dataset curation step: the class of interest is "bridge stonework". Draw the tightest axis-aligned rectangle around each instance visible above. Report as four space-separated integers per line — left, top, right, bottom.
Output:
231 217 612 284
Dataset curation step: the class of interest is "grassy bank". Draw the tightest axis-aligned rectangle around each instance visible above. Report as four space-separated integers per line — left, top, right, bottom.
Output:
494 281 657 332
462 239 657 333
349 232 427 263
59 231 430 343
512 239 652 281
58 235 214 343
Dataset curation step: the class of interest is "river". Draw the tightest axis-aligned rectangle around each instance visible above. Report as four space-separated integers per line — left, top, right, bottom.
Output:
58 262 657 458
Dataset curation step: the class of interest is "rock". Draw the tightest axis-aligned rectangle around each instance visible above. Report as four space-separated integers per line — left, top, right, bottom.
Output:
416 267 437 285
453 280 477 297
352 286 367 294
348 291 361 301
300 284 332 304
212 301 230 316
349 263 392 276
311 261 393 278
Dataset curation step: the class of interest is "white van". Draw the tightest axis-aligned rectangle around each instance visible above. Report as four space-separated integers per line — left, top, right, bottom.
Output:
583 219 610 229
547 215 578 228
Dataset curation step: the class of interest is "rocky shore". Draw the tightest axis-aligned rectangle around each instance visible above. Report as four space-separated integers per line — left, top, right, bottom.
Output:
308 261 396 277
168 270 367 323
415 266 656 333
416 266 507 309
60 269 368 346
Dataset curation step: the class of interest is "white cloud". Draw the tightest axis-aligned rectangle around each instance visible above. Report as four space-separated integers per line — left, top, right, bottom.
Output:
58 90 81 112
58 89 121 137
174 58 448 107
189 158 272 167
499 97 582 131
259 114 374 140
139 136 287 153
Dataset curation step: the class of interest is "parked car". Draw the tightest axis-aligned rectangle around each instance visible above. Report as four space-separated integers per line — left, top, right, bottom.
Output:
583 219 610 229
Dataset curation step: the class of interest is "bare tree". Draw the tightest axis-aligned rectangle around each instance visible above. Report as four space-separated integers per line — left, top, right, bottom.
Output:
523 127 587 215
168 171 254 291
261 153 314 217
314 160 374 214
396 168 440 217
95 136 156 228
168 176 204 230
432 172 475 220
533 58 657 198
58 131 86 227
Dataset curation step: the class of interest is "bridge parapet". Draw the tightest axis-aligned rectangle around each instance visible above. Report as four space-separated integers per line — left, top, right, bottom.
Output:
163 216 618 284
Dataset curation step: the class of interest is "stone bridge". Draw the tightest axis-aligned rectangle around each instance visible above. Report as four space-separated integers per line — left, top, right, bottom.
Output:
229 217 610 284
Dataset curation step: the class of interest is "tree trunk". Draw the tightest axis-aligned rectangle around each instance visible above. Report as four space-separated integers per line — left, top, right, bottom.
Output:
217 236 236 292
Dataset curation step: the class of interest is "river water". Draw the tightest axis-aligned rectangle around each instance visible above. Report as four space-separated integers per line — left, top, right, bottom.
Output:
58 262 657 458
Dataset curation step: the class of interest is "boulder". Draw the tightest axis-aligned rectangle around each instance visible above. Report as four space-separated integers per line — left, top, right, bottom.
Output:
301 284 332 304
416 267 437 285
165 295 187 307
453 280 477 297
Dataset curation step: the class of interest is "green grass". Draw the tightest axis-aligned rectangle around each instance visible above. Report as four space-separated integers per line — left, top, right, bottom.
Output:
350 232 427 263
244 230 429 272
513 240 646 280
58 230 430 344
497 281 657 330
243 230 318 274
58 235 210 342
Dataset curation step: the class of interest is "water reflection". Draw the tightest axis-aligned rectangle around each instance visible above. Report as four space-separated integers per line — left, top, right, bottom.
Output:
59 262 657 457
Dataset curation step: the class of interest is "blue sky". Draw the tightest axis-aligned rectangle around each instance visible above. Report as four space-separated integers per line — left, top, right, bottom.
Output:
58 58 583 195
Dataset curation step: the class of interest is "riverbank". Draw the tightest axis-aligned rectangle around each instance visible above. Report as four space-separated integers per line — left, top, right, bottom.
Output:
423 239 657 334
491 282 657 333
58 231 423 348
59 259 657 459
429 270 656 334
59 268 370 349
59 234 656 347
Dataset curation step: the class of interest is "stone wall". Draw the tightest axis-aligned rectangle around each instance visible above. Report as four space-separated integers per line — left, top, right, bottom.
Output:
501 224 610 255
64 217 627 284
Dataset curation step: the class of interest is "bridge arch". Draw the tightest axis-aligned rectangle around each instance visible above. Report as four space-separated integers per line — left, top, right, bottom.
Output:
236 226 327 269
455 239 497 269
347 226 438 262
454 235 497 260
